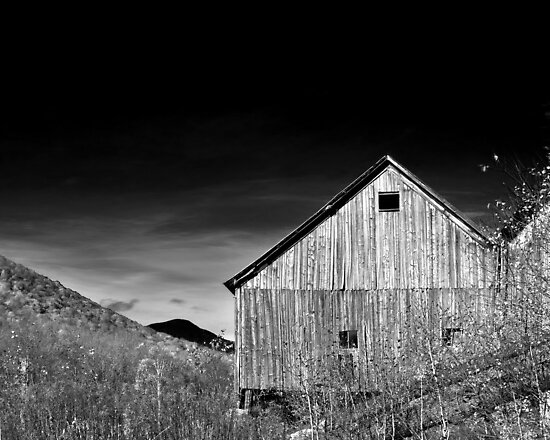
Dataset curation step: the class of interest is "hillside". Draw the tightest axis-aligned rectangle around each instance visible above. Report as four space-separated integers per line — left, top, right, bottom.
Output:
148 319 234 353
0 254 225 358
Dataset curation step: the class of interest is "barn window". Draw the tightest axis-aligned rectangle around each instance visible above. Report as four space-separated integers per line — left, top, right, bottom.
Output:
378 192 400 212
442 327 463 346
339 330 358 349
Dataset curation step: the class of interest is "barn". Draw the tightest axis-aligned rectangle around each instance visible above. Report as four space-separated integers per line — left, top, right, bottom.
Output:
224 155 497 408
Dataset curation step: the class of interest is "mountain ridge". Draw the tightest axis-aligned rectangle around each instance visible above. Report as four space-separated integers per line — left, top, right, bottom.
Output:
148 318 234 352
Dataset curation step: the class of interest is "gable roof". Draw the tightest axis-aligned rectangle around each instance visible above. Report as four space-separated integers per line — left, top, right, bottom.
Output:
224 155 490 293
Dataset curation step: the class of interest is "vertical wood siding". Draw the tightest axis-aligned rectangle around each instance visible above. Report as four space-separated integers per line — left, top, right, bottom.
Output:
235 166 497 392
236 287 496 391
242 167 494 292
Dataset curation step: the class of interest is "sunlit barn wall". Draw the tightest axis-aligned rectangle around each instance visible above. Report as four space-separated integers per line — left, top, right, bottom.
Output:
234 165 497 393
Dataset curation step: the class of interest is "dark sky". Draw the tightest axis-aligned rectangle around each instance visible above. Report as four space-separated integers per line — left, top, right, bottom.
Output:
1 46 548 338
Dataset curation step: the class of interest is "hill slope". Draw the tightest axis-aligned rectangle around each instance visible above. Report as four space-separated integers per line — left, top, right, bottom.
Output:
0 254 222 357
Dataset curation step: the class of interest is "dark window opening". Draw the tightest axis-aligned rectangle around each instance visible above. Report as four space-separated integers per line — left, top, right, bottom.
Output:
378 192 400 212
339 330 358 349
442 327 463 346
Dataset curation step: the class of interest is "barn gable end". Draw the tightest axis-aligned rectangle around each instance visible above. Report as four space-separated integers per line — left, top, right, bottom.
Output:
225 156 489 293
225 155 497 401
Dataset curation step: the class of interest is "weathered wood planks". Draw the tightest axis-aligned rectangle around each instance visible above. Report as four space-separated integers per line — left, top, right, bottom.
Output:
235 287 496 391
242 167 495 293
234 165 497 395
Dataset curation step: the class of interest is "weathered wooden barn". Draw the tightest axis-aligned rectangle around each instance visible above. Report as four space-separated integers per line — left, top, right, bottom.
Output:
224 155 497 406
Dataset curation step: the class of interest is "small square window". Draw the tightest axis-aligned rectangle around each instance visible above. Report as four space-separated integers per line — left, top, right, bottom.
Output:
339 330 358 349
378 192 400 212
442 328 463 346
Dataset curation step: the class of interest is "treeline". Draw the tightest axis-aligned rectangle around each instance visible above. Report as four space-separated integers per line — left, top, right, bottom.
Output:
0 316 287 439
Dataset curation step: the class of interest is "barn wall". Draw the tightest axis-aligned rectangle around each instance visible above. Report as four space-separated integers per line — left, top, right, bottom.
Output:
235 287 496 391
235 166 497 392
243 167 496 292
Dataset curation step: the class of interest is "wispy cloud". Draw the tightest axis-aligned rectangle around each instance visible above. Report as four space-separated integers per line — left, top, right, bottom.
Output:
463 211 492 219
0 186 285 340
100 298 139 312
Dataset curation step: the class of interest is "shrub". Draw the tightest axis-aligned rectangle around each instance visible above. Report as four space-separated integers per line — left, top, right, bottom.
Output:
0 316 288 439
